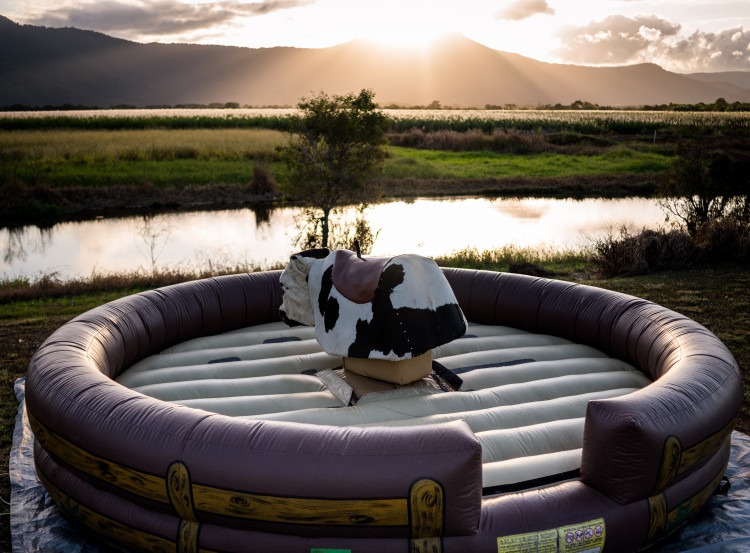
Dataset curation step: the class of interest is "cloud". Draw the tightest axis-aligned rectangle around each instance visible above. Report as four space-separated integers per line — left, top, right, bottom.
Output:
555 14 750 71
497 0 554 21
28 0 311 37
556 15 680 65
665 27 750 71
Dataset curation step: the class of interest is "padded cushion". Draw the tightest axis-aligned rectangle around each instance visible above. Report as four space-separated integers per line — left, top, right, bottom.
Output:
118 321 650 492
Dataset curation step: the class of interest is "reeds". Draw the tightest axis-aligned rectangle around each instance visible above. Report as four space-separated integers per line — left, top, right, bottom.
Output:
2 108 749 133
434 244 590 275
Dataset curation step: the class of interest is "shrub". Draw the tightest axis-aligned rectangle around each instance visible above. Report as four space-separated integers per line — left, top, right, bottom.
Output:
660 142 750 238
591 226 696 277
387 128 548 154
249 163 276 196
694 218 750 263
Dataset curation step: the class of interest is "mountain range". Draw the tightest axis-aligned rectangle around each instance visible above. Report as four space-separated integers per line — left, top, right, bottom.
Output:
2 15 749 108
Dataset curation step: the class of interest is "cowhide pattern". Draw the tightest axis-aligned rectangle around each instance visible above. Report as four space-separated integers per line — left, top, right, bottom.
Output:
279 249 467 361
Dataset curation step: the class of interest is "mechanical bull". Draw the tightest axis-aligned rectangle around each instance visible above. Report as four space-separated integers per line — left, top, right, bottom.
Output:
278 248 468 372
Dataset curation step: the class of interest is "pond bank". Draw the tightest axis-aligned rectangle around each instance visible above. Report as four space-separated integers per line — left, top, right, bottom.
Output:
1 173 660 227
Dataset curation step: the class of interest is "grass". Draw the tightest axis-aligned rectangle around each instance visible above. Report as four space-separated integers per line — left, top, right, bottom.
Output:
0 129 285 188
385 146 673 180
2 130 672 188
434 245 592 275
11 157 281 187
0 128 286 159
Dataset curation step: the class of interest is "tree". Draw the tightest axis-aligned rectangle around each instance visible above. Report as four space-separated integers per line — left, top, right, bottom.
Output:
660 142 750 238
278 89 389 249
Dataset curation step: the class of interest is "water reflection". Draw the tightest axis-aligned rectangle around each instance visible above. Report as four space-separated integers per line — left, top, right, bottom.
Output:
493 200 548 220
0 197 666 281
294 205 379 253
135 215 173 274
3 226 53 265
252 204 275 227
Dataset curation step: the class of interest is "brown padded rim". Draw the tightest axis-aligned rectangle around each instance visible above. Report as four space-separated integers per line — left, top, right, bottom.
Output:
25 269 742 552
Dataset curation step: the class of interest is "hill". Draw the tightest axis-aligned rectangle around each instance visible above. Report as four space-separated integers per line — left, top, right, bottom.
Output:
1 15 749 108
687 71 750 92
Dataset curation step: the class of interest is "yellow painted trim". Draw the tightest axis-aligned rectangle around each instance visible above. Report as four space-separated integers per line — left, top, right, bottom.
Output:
32 412 421 529
29 411 169 504
168 461 198 522
37 469 213 553
177 520 201 553
646 464 727 546
646 493 667 544
678 418 735 477
409 479 444 553
665 469 725 533
654 416 735 494
192 483 408 526
654 436 682 493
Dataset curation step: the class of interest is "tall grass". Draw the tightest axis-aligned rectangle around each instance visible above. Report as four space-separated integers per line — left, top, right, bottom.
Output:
0 129 286 190
384 109 750 133
0 261 283 305
2 109 749 133
0 129 286 161
0 112 296 131
434 245 591 275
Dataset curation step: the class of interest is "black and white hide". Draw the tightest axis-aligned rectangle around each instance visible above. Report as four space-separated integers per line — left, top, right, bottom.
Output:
279 249 467 361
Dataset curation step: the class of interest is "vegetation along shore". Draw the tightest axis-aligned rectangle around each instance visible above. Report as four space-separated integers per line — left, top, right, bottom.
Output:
1 107 747 225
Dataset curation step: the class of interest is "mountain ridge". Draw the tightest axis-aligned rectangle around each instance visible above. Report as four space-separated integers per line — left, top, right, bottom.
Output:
1 15 749 108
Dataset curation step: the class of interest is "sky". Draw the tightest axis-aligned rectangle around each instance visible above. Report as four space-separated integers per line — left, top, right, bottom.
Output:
3 0 750 73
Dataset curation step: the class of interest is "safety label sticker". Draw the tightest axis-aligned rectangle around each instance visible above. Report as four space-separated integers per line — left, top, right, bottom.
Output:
496 518 605 553
497 529 557 553
559 518 605 553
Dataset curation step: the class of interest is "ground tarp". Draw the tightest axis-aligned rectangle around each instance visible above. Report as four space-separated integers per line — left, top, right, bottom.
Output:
10 378 750 552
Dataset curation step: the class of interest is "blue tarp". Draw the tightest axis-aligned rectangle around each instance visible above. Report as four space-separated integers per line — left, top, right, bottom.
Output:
10 378 750 552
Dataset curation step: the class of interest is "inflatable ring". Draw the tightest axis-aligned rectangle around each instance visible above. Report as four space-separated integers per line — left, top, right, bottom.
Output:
26 269 742 552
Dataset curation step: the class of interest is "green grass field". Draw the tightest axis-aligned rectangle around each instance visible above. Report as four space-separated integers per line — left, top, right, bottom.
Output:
0 129 286 187
386 146 671 179
1 128 673 188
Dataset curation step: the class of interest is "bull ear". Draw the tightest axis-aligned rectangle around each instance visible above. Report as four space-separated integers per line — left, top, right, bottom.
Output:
278 250 319 327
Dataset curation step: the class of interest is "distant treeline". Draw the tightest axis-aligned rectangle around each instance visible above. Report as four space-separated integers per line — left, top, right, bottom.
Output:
487 98 750 112
3 98 749 113
0 102 288 112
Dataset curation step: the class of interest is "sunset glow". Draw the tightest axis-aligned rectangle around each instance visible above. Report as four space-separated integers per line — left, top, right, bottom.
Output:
356 27 454 50
2 0 750 72
348 0 459 49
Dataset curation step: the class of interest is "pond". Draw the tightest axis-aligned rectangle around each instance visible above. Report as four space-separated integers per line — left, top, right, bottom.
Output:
1 197 666 281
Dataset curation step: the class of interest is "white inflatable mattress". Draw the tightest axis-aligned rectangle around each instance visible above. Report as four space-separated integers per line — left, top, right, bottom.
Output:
118 321 650 493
